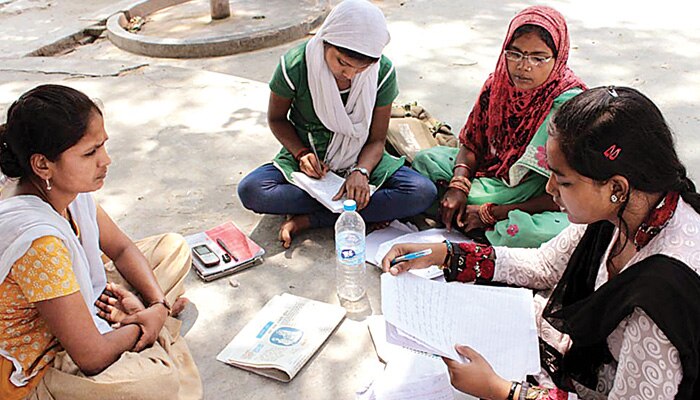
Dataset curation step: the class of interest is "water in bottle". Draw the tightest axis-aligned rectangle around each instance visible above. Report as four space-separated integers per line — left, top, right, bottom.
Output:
335 199 366 302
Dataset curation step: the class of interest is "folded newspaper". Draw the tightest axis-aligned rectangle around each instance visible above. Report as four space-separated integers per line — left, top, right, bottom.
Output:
216 293 346 382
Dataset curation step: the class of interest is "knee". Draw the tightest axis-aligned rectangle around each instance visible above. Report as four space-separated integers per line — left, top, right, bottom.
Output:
237 174 263 211
412 174 438 208
160 232 191 269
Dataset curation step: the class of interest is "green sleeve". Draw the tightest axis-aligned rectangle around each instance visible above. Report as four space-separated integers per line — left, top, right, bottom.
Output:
376 56 399 107
269 56 296 99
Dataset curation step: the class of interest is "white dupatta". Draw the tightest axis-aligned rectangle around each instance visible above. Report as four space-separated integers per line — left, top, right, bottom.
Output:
305 0 391 172
0 193 110 385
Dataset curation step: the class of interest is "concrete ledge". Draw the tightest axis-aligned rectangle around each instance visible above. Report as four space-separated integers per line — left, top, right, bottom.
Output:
106 0 329 58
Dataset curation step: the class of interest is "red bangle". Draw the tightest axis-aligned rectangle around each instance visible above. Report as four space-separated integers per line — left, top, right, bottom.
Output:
478 202 497 226
294 147 311 162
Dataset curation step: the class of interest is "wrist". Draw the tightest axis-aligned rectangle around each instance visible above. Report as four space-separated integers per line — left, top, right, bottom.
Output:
493 378 514 400
148 299 171 317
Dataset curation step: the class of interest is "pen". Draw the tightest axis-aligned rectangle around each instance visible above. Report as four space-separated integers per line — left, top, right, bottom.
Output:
307 132 323 173
216 238 239 262
389 248 433 267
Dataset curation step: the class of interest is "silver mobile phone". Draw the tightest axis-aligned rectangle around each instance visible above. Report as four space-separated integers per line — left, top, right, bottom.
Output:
192 244 220 267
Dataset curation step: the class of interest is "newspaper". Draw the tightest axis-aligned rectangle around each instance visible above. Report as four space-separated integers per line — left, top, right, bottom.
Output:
216 293 346 382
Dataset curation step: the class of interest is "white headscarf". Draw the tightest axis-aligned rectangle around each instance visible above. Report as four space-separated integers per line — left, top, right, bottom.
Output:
305 0 391 172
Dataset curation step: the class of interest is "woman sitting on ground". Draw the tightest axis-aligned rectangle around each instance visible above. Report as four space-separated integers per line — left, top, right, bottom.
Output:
237 0 436 248
413 6 586 247
384 87 700 399
0 84 201 400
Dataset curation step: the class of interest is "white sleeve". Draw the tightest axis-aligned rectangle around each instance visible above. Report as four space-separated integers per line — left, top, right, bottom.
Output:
493 223 587 289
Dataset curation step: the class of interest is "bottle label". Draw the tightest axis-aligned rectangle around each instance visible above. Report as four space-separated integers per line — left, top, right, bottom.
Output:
338 247 364 265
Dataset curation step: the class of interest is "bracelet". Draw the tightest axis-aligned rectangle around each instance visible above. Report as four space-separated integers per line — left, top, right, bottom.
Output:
148 298 172 316
440 240 453 270
294 147 311 161
452 163 472 176
507 381 520 400
448 242 496 282
448 175 472 195
478 202 497 226
518 382 530 400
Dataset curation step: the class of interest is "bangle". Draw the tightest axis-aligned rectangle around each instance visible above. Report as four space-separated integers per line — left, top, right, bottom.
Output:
518 382 530 400
294 147 311 161
507 381 520 400
452 163 472 176
448 175 472 195
440 240 453 270
148 298 171 316
478 202 497 226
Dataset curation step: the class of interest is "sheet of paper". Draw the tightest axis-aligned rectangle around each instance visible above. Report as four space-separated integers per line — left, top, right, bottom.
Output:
291 171 376 213
364 316 457 400
371 228 468 280
381 273 540 381
366 220 419 266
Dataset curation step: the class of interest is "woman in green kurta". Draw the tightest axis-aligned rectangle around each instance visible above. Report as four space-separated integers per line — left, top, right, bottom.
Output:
413 6 586 248
238 0 436 248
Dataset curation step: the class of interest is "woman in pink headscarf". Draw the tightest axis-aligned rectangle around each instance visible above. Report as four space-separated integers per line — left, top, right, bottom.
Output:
413 6 586 248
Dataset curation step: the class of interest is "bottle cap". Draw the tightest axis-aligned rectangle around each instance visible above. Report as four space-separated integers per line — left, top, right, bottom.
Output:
343 199 357 212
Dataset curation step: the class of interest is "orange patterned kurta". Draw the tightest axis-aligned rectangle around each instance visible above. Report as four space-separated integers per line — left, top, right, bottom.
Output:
0 236 80 400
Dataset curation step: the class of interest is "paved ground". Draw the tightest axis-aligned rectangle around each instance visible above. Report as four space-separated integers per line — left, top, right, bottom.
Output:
1 0 699 399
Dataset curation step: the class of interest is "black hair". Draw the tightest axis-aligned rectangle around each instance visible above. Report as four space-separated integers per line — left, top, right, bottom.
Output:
549 86 700 249
0 84 101 179
509 24 558 58
324 41 380 65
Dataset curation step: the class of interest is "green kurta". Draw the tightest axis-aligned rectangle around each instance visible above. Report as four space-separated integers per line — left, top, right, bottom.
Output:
413 88 583 248
269 41 404 187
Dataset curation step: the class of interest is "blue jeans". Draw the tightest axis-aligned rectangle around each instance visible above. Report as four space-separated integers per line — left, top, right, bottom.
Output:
237 164 437 227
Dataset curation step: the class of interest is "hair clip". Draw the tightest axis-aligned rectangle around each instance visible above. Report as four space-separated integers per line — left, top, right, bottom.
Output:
607 86 618 98
603 144 621 160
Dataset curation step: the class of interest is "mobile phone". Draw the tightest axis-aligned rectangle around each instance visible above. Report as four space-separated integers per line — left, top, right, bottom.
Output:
192 244 220 267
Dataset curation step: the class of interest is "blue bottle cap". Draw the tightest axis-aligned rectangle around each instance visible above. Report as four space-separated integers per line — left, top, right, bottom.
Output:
343 199 357 212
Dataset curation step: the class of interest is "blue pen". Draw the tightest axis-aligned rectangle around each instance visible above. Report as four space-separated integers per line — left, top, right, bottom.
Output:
390 248 433 267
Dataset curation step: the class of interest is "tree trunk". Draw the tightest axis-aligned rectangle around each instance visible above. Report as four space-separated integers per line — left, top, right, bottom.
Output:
210 0 230 20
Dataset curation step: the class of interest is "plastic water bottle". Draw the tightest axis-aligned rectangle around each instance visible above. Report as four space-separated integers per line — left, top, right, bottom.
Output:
335 200 366 302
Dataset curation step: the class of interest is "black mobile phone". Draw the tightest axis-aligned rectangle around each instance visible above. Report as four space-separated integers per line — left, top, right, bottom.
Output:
192 244 220 268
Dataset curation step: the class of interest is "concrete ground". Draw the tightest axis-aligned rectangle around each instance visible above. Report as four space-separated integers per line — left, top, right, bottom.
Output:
1 0 699 399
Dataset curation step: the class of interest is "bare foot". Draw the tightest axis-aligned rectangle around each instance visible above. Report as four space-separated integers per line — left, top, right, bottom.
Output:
279 215 311 249
171 297 189 318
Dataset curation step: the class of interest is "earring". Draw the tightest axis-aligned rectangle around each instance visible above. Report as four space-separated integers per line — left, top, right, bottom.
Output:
610 194 619 203
45 179 52 191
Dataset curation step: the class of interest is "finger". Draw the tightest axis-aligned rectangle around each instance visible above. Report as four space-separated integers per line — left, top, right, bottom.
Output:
332 183 346 201
362 189 371 210
456 206 466 228
356 188 368 210
279 228 292 249
309 156 324 178
346 183 356 203
442 207 455 231
455 345 479 363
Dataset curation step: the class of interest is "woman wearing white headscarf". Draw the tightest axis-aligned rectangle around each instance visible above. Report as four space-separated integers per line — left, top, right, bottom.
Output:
238 0 436 248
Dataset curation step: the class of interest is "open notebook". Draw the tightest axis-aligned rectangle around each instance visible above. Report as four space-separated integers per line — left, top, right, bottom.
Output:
291 171 377 213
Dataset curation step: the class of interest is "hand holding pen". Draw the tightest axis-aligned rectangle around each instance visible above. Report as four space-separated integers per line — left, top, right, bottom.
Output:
297 132 328 179
382 243 448 276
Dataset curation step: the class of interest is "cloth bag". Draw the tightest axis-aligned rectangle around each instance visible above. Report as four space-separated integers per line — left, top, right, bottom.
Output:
386 102 457 163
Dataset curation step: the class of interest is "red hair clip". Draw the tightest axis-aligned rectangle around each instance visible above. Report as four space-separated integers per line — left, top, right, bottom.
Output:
603 144 621 160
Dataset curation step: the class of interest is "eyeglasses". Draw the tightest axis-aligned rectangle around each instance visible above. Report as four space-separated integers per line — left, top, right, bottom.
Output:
503 50 553 67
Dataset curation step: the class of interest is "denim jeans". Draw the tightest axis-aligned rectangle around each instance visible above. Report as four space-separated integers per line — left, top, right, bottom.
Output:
237 164 437 227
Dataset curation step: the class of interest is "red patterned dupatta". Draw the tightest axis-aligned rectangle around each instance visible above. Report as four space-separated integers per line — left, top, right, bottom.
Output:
459 6 587 182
